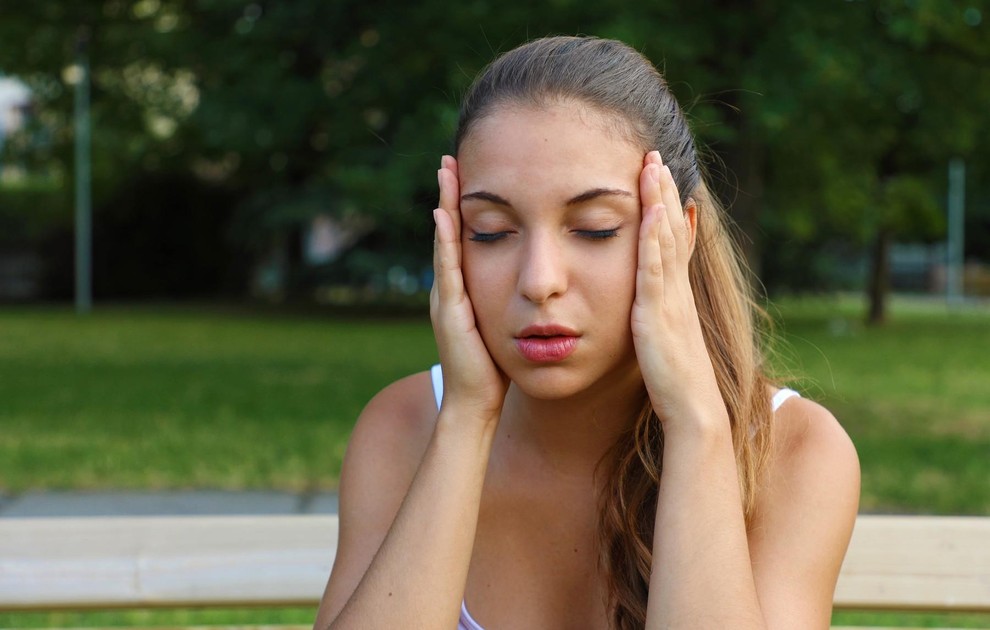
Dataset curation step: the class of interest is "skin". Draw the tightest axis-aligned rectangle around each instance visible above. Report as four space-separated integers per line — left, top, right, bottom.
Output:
314 101 860 629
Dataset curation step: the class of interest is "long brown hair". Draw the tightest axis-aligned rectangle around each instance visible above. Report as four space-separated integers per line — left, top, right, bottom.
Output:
455 36 775 629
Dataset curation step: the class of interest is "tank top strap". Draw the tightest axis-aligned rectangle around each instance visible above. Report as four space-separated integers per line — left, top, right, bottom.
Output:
772 387 801 411
458 599 485 630
430 363 444 409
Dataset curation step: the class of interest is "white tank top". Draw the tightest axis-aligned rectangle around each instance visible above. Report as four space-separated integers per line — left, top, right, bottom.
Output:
429 364 801 630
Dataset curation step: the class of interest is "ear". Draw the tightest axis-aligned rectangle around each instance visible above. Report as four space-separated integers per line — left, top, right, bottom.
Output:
683 196 698 257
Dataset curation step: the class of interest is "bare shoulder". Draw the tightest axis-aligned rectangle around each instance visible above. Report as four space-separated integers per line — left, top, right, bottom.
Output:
765 394 860 503
748 394 861 628
754 393 860 533
315 370 438 625
344 370 439 485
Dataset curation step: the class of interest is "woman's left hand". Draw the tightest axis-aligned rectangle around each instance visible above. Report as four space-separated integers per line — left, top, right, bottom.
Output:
631 151 726 428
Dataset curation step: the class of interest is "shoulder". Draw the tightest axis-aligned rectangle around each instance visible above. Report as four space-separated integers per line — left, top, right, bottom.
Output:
338 370 439 533
755 392 860 532
316 370 438 623
345 370 438 480
766 394 860 502
748 394 860 626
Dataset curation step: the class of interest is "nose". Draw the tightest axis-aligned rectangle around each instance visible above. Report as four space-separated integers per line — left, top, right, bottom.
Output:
517 232 568 304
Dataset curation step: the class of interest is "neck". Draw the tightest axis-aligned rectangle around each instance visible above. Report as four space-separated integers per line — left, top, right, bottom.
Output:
496 365 646 481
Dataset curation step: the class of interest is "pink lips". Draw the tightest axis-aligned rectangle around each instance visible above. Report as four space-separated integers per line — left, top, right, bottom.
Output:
515 325 580 363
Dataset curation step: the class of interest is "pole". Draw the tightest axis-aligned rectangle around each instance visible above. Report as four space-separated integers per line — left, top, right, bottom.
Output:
946 158 965 306
74 28 92 314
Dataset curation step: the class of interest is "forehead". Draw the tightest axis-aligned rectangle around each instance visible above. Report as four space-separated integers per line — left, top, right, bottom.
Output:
457 102 644 197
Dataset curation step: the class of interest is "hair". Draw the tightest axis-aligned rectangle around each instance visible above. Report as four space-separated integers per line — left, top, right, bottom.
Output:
454 36 775 629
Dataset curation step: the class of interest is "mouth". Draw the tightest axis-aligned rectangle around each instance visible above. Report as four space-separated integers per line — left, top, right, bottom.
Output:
515 324 580 339
514 325 580 362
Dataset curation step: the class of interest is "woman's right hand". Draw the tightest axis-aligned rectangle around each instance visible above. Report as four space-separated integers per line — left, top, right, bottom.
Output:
431 155 509 423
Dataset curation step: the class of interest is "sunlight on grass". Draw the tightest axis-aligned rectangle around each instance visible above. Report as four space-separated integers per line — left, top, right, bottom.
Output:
0 306 437 492
1 298 987 515
769 295 990 515
831 610 990 628
0 607 315 629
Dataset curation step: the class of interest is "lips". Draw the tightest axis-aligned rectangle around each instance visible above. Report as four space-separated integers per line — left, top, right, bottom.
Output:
515 324 580 362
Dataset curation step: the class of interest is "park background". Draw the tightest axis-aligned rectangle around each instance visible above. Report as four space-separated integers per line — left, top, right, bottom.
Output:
0 0 988 628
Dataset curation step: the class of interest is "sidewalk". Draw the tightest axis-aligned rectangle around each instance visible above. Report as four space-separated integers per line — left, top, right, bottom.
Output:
0 490 339 518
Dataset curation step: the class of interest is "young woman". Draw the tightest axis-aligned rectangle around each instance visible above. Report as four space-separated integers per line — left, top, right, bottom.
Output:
314 36 860 629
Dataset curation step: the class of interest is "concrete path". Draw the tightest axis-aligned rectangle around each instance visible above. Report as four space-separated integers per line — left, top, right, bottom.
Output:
0 490 338 518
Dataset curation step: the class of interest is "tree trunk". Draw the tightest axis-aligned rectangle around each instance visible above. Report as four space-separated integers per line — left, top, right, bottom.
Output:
866 227 892 325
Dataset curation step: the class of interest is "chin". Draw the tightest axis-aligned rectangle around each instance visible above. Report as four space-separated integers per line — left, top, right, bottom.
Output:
502 361 606 401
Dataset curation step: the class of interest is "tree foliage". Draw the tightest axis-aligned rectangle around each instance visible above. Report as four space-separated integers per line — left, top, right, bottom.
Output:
0 0 987 314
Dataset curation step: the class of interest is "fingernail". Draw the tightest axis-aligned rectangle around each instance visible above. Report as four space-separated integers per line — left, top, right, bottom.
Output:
650 164 661 183
433 208 439 226
437 169 443 191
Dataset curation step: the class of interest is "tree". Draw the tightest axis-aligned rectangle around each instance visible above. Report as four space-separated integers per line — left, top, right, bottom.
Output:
0 0 987 311
745 0 989 322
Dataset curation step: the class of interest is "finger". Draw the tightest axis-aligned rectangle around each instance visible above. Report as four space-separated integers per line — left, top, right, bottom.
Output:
637 202 665 303
438 156 462 240
433 207 466 306
659 165 690 262
655 194 680 289
658 164 682 216
442 154 459 179
430 208 441 318
640 161 662 214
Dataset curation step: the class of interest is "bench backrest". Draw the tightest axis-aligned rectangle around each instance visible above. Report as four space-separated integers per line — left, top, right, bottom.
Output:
0 515 337 609
1 514 987 612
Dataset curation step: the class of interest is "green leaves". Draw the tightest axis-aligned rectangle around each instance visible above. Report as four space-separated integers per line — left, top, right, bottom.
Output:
0 0 987 301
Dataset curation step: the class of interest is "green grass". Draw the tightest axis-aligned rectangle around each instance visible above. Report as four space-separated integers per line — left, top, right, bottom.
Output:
769 295 990 515
830 610 990 628
0 304 438 492
1 297 987 511
0 607 315 629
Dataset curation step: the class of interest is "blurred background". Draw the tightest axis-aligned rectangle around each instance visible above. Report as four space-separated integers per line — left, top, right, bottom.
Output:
1 0 988 309
0 1 988 624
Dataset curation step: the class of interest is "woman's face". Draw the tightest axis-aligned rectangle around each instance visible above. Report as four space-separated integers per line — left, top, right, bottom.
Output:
457 101 646 399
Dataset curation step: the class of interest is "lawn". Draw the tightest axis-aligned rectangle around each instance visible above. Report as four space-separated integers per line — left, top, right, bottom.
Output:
0 304 438 492
1 297 988 629
0 297 987 511
769 295 990 515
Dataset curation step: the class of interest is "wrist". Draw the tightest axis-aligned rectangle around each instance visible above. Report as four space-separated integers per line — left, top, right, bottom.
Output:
435 403 502 442
653 394 731 442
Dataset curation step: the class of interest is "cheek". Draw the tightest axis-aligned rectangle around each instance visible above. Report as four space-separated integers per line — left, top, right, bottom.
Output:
462 248 511 323
592 255 638 350
586 241 637 302
460 246 485 297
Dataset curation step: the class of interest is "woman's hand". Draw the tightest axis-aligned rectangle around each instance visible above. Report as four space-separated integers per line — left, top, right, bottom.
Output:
431 155 509 423
631 151 726 428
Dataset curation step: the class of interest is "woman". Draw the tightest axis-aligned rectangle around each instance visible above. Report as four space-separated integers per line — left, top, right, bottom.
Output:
315 36 859 629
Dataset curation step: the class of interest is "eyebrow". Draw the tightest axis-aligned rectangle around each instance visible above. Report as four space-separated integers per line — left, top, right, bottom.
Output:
565 187 634 206
461 187 634 207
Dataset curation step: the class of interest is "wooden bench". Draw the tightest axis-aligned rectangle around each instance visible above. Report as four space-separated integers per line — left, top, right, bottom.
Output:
1 515 988 627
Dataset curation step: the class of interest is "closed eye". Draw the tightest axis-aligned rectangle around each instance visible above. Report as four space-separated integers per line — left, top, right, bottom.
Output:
468 231 510 243
576 228 620 240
